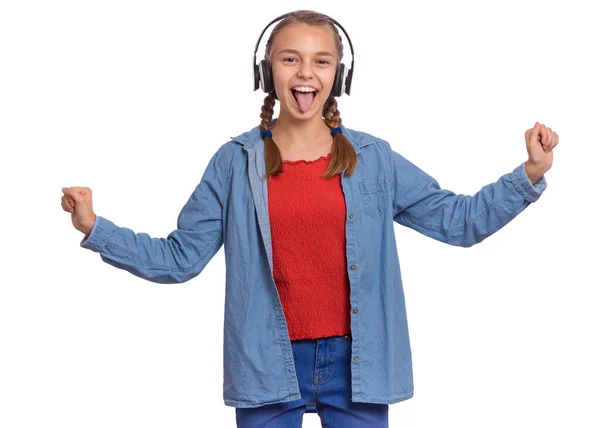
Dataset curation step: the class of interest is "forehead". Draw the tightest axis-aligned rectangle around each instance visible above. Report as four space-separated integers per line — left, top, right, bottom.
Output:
272 23 337 54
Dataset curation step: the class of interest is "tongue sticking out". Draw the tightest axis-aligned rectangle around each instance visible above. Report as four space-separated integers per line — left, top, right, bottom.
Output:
294 91 315 113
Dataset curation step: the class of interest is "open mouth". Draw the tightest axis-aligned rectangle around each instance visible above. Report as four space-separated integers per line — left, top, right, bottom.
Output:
291 88 318 113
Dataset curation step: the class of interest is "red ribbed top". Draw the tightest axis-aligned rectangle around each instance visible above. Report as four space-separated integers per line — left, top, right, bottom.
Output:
267 153 352 341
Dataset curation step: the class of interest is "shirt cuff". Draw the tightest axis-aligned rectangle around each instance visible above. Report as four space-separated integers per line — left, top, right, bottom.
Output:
511 161 547 203
80 215 116 252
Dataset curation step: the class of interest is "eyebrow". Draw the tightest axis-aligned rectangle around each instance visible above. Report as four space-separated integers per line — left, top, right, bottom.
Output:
277 49 334 57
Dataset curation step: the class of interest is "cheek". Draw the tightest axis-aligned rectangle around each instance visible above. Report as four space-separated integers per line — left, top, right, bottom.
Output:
318 71 336 89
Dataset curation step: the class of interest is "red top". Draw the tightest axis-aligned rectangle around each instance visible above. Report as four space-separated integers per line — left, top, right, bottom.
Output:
267 153 352 341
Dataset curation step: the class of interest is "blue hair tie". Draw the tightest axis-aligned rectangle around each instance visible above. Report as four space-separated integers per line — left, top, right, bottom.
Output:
262 129 272 138
331 127 342 136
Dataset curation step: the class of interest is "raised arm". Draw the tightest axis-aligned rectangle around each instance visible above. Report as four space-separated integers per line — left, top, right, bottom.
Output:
383 141 547 247
79 143 232 283
386 121 558 247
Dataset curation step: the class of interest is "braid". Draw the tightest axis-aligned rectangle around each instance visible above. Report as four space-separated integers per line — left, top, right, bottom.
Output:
260 92 276 131
259 92 282 182
322 94 356 178
322 94 342 129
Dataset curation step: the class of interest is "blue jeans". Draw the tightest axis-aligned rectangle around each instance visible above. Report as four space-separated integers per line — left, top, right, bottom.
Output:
235 334 389 427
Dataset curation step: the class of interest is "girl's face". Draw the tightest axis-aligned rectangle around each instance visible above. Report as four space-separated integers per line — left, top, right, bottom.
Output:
269 23 338 120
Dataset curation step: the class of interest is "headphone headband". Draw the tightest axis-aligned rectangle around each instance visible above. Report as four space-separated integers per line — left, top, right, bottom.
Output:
252 12 355 97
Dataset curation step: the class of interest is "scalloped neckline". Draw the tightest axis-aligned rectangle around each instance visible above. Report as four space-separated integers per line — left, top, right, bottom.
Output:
282 152 332 165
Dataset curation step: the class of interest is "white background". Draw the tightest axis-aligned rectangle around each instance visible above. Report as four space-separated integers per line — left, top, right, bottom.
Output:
1 0 598 427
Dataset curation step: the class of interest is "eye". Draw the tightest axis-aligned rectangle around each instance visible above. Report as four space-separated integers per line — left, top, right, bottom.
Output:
317 60 330 65
283 57 297 63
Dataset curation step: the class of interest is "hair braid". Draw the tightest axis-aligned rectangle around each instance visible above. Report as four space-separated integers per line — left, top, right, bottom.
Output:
322 94 357 178
259 92 283 182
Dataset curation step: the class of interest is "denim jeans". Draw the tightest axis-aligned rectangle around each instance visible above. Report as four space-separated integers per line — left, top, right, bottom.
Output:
235 334 389 427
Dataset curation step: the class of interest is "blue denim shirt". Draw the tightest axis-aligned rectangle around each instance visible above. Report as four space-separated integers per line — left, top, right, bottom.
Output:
80 119 547 408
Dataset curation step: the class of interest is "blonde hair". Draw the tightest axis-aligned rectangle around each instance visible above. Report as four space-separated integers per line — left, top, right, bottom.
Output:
259 10 357 182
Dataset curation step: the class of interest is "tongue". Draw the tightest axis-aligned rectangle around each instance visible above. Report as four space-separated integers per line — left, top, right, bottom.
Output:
295 91 314 112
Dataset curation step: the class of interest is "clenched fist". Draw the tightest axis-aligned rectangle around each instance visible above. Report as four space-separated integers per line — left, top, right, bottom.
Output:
61 186 97 237
524 121 559 184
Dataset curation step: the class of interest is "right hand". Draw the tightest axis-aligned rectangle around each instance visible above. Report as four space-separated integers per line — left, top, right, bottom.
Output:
61 186 97 236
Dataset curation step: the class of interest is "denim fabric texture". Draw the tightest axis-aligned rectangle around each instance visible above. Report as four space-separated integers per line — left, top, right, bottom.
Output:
80 118 547 408
236 334 389 427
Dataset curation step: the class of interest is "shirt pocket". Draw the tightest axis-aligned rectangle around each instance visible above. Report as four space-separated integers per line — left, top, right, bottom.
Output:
359 177 385 218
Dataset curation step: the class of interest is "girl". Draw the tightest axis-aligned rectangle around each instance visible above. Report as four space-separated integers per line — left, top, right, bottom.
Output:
61 10 559 428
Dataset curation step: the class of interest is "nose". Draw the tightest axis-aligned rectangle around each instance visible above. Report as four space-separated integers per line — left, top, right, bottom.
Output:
297 61 315 79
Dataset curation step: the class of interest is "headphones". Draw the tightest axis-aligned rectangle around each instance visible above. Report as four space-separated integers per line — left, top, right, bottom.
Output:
253 12 355 98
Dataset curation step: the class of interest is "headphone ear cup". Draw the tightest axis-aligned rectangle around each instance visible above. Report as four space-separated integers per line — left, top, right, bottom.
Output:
253 62 260 91
258 60 274 94
344 67 353 96
332 63 346 97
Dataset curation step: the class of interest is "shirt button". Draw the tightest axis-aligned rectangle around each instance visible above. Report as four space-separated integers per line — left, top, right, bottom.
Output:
350 264 356 270
349 214 354 219
352 308 358 314
353 356 359 362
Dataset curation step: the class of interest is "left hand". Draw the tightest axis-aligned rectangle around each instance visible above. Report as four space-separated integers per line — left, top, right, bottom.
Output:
525 121 559 175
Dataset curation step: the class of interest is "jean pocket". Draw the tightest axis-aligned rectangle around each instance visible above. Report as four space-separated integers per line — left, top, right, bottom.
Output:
359 177 385 218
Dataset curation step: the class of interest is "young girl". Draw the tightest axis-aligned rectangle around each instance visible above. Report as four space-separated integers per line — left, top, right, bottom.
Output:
61 10 558 428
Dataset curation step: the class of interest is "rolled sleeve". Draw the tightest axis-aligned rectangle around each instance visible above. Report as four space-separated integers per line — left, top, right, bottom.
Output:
80 215 116 252
510 162 547 203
